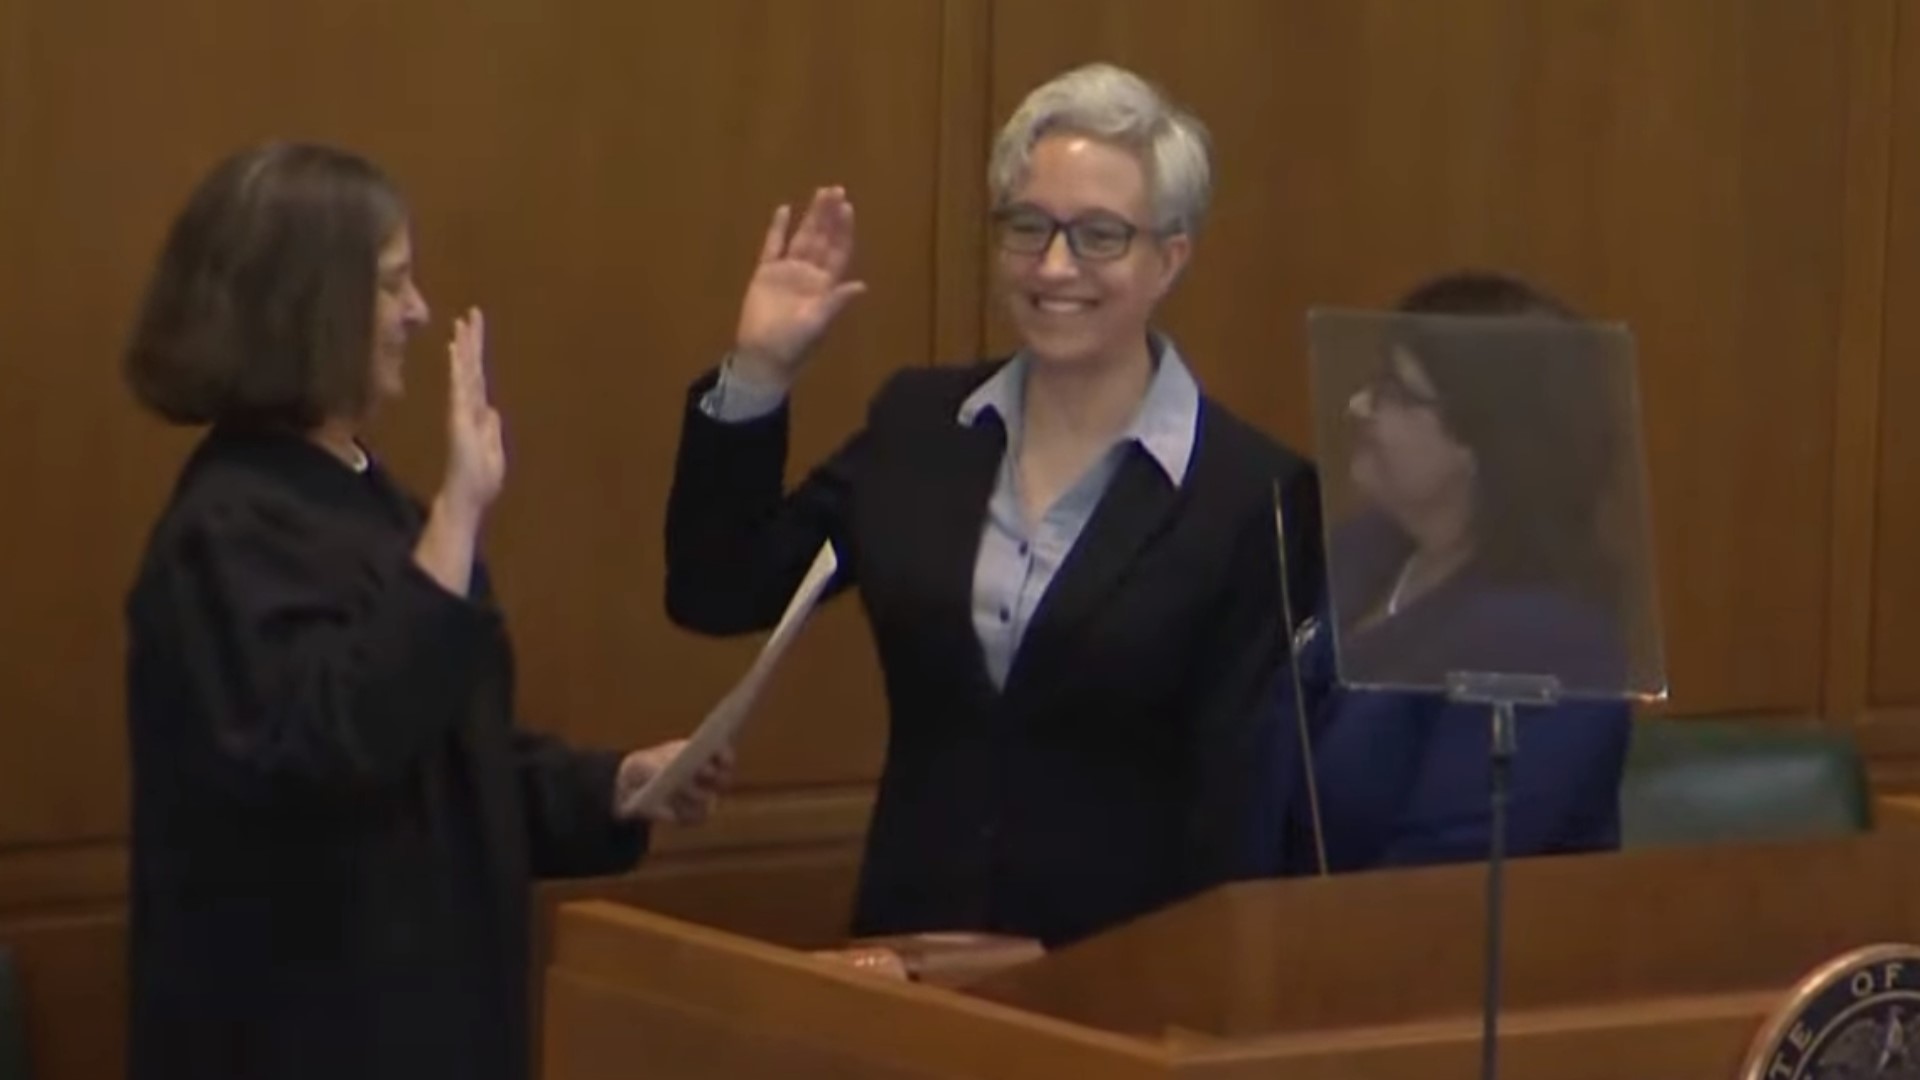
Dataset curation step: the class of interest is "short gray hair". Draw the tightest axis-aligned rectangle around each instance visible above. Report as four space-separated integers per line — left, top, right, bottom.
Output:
987 63 1212 236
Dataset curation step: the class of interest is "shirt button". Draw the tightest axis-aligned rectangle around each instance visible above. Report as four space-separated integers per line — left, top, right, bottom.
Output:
1018 542 1031 557
998 607 1011 623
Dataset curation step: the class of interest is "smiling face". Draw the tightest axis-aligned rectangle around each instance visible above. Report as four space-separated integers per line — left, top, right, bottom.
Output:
993 133 1190 370
1347 345 1477 526
368 226 429 402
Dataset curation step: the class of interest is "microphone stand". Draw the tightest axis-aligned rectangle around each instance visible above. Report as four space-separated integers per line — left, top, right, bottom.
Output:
1274 485 1564 1076
1272 482 1328 876
1446 672 1557 1080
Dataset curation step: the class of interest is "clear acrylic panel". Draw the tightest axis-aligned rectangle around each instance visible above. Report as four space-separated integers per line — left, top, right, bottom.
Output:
1304 308 1668 703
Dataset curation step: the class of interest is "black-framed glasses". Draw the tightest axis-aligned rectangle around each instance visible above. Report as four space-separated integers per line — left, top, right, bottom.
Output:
991 205 1148 262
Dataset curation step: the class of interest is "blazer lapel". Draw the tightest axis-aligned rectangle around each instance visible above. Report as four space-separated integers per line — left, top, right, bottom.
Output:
1003 446 1181 701
911 415 1007 665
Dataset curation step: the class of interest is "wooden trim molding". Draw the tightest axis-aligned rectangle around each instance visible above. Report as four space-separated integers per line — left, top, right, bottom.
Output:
0 841 125 916
930 0 993 365
1824 0 1898 720
0 786 875 914
648 785 874 857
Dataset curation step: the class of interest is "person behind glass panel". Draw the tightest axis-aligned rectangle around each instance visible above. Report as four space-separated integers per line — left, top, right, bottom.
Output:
120 142 731 1080
1284 270 1633 874
663 63 1324 947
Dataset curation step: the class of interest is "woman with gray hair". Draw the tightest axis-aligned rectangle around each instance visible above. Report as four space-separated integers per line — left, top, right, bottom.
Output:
664 63 1323 946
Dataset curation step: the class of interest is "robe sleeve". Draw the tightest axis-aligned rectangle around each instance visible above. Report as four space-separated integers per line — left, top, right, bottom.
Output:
148 494 497 807
513 733 648 879
453 561 649 878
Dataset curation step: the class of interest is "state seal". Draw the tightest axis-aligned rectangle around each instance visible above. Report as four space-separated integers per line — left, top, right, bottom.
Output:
1742 944 1920 1080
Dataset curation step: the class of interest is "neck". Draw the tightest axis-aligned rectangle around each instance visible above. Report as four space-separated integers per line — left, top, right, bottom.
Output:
308 417 365 470
1381 499 1475 617
1021 336 1155 450
1395 496 1476 591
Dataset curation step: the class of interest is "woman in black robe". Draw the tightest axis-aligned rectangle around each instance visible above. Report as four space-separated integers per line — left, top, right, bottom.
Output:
119 141 731 1080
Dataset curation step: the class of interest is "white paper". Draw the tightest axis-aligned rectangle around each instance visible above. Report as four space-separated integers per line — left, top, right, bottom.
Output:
629 541 840 816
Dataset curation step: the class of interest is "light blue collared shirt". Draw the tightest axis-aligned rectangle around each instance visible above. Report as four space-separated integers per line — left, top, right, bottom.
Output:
700 337 1201 689
957 341 1198 687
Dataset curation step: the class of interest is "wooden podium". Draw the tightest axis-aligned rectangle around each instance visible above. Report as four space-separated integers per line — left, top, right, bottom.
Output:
540 819 1920 1079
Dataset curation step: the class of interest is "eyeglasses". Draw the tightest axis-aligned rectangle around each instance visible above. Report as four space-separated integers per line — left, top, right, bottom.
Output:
1361 366 1442 410
991 205 1149 262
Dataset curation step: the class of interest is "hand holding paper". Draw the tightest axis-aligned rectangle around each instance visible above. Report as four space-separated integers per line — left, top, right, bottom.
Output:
613 740 735 825
626 541 840 819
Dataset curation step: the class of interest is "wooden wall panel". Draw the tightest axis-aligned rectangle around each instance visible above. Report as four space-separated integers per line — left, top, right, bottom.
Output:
1823 0 1897 723
407 2 946 790
1872 5 1920 705
0 0 960 850
3 0 1920 1075
0 913 126 1080
986 0 1861 717
0 2 945 1072
0 840 866 1080
932 0 995 365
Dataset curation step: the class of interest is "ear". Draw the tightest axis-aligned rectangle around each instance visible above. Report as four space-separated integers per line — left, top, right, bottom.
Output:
1151 231 1193 298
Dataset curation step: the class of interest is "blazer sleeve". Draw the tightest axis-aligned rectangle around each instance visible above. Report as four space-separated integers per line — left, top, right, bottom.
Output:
457 561 649 880
663 368 866 635
1178 461 1326 889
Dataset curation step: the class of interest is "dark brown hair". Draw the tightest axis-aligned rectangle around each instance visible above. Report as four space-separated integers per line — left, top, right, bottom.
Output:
124 142 406 430
1394 269 1577 321
1391 270 1620 608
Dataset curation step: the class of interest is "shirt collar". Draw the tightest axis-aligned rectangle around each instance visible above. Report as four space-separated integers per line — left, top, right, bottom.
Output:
957 333 1200 487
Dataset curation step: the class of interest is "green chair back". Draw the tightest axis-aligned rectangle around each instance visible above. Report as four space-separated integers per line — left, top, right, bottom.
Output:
1620 717 1871 848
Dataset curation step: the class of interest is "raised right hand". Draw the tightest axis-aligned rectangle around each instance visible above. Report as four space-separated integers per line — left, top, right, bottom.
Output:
731 186 867 388
440 307 505 522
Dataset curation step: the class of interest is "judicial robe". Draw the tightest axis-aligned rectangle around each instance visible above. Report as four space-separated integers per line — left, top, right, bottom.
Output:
123 427 646 1080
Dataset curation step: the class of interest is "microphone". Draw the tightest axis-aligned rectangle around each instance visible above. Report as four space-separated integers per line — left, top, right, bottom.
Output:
1272 479 1328 877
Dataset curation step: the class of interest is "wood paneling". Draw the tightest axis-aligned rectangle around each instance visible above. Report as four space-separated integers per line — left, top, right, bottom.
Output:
1873 4 1920 704
0 913 126 1080
932 0 994 364
1825 0 1898 720
543 968 948 1080
542 832 1920 1078
6 0 1920 1074
401 2 942 790
985 0 1863 718
0 802 867 1080
0 843 123 918
974 834 1920 1037
0 788 869 921
0 0 952 847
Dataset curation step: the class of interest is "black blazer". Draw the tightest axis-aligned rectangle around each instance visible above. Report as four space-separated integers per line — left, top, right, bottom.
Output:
665 361 1323 946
